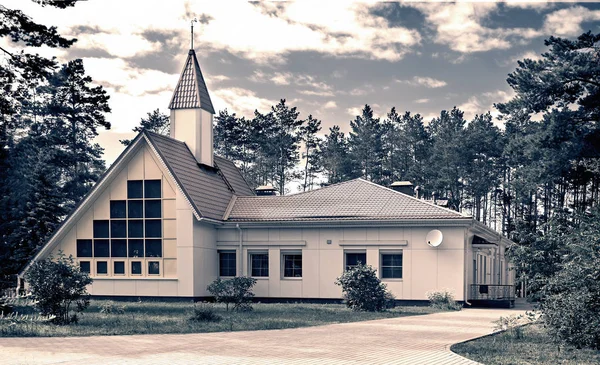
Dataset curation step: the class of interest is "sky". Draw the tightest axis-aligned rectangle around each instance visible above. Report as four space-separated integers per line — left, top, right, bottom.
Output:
3 1 600 166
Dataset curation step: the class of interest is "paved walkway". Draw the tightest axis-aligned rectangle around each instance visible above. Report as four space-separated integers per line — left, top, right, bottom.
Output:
0 304 529 365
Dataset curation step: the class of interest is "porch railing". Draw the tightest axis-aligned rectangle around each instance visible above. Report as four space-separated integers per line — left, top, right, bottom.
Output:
470 284 515 301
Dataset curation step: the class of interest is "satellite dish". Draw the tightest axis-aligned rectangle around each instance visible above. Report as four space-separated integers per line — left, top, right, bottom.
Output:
426 229 443 247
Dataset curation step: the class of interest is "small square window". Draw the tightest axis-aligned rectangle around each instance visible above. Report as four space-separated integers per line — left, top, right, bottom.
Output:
381 253 403 279
144 180 161 198
128 220 143 238
128 200 143 218
128 239 144 257
345 252 366 271
145 219 161 238
219 251 236 277
145 200 162 218
114 261 125 275
94 239 110 257
97 261 108 275
79 261 90 273
145 239 162 257
127 180 143 199
110 200 126 218
76 239 92 257
110 220 126 238
131 261 142 275
111 239 127 257
250 253 269 277
93 220 109 238
283 253 302 278
148 261 160 275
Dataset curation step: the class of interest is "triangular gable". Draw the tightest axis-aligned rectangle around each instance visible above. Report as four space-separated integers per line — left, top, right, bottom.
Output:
168 49 215 114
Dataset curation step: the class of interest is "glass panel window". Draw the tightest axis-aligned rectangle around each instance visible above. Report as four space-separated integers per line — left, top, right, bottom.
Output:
76 239 92 257
110 220 126 238
127 180 143 199
114 261 125 275
94 239 109 257
148 261 160 275
145 219 161 238
219 251 236 277
381 253 403 279
79 261 90 273
144 180 161 198
128 200 143 218
145 200 162 218
110 200 126 218
128 220 143 238
283 253 302 278
97 261 108 275
111 239 127 257
131 261 142 275
250 253 269 277
345 252 366 271
128 239 144 258
93 220 109 238
145 239 162 257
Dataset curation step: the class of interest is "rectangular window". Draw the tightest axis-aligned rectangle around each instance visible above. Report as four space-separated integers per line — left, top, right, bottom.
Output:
96 261 108 275
381 253 403 279
145 219 162 237
145 239 162 257
345 252 366 271
128 200 143 218
111 239 127 257
219 251 236 277
283 253 302 278
145 200 162 218
94 239 110 257
114 261 125 275
250 253 269 277
127 180 143 199
110 220 127 238
128 220 143 238
144 180 161 198
131 261 142 275
76 239 92 257
128 239 144 257
110 200 126 218
93 220 109 238
148 261 160 275
79 261 90 273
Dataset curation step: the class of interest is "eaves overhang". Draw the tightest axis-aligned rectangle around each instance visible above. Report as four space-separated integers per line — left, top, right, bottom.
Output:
222 217 474 229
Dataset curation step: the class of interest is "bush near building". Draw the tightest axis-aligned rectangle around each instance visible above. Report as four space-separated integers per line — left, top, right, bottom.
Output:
335 263 394 312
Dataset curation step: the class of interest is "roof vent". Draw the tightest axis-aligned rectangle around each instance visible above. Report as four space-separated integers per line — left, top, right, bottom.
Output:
390 181 414 196
255 185 277 196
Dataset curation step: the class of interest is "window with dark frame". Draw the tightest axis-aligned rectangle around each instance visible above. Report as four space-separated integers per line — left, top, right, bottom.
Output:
250 253 269 277
283 253 302 278
129 239 144 257
93 220 109 238
128 200 143 218
148 261 160 275
345 252 366 271
219 251 236 277
94 240 110 257
381 253 403 279
96 261 108 275
76 240 92 257
111 239 127 257
79 261 91 273
110 200 126 218
114 261 125 275
127 180 143 199
131 261 142 275
145 239 162 257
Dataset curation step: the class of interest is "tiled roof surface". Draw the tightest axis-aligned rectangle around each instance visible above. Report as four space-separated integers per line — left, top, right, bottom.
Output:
227 179 469 222
214 156 255 197
169 50 215 114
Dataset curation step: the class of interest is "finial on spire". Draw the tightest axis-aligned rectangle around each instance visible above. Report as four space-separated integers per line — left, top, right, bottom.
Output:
191 18 198 50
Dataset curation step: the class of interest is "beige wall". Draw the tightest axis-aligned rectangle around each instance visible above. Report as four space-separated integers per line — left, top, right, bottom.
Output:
171 108 213 166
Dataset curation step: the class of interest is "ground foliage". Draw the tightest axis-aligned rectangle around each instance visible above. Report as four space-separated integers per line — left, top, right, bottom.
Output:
207 277 257 312
335 263 394 312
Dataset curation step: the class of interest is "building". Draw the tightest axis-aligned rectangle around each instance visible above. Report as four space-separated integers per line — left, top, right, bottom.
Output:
19 47 515 306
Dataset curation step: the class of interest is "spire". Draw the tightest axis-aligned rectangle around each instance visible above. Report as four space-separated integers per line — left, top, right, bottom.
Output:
168 49 215 114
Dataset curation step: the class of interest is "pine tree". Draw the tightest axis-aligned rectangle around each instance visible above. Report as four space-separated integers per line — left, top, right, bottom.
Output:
320 125 351 185
348 105 383 183
120 109 169 146
299 115 322 191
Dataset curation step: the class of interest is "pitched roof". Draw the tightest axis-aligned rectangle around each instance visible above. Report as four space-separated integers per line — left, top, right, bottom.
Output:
168 49 215 114
144 131 253 221
226 179 469 222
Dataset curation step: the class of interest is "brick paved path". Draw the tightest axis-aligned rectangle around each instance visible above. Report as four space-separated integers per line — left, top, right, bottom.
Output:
0 306 528 365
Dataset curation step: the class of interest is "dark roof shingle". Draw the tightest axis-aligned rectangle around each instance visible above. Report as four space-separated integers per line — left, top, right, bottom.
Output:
168 49 215 114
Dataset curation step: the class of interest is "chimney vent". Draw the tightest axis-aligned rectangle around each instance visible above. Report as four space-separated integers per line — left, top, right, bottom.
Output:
390 181 414 196
255 185 277 196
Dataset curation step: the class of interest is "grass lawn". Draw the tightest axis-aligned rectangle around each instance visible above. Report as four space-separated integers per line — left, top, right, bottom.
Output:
452 323 600 365
1 299 438 337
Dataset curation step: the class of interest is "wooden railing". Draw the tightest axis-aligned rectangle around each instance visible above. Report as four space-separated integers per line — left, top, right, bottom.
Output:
470 284 515 301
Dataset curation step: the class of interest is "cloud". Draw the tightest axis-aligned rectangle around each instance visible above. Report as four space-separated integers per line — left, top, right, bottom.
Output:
298 90 335 97
347 107 363 117
414 98 430 104
458 89 515 121
211 87 275 118
500 50 543 67
397 76 447 88
250 70 334 95
323 101 337 109
543 6 600 37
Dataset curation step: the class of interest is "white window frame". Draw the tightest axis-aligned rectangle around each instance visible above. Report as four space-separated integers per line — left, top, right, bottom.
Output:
281 251 302 279
380 251 403 280
218 250 237 278
344 250 367 271
249 251 269 278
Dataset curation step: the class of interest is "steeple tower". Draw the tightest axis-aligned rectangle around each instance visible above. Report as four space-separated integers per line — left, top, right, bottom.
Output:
169 43 215 166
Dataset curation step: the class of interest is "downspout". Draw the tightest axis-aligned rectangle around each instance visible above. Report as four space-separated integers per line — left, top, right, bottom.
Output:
464 227 472 306
236 224 243 276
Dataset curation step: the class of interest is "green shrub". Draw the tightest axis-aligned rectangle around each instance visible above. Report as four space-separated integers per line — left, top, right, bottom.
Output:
24 253 92 324
0 297 13 315
190 302 221 322
426 289 462 311
335 263 394 312
207 277 257 312
98 301 126 315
